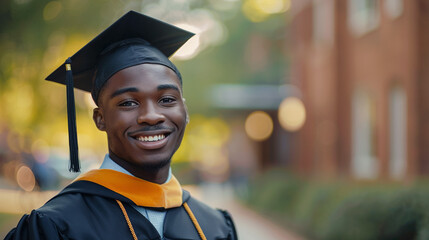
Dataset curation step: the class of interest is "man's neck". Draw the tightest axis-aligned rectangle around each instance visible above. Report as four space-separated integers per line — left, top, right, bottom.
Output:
108 152 171 184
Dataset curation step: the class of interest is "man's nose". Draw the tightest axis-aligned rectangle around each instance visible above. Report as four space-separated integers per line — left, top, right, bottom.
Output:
137 103 166 125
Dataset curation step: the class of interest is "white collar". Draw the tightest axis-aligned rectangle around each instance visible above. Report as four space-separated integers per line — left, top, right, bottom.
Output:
99 154 172 183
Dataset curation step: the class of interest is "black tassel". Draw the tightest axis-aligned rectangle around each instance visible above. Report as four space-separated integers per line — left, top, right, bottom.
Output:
65 58 80 172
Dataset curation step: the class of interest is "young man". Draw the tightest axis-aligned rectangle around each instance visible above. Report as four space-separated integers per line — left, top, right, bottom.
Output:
6 11 237 240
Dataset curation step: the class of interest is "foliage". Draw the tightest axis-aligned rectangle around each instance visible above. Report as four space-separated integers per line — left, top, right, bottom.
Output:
0 0 131 155
242 169 429 240
247 170 305 216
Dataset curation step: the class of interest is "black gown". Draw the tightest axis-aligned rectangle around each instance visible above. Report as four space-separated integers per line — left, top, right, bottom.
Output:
5 170 237 240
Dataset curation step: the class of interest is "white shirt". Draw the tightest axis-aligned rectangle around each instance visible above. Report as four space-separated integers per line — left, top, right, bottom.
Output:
100 154 172 238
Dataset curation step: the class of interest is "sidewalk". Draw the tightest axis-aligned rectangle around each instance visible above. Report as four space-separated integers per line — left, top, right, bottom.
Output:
185 183 306 240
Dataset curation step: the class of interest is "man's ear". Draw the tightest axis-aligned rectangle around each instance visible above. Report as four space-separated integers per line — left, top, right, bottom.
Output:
93 108 106 131
183 98 190 124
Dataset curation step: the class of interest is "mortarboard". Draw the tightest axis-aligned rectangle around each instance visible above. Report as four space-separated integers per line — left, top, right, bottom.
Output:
45 11 194 172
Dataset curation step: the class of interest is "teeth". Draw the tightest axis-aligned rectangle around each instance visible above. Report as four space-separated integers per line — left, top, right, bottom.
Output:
137 134 165 142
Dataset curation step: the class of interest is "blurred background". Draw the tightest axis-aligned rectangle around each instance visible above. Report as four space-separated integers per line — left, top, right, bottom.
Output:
1 0 429 239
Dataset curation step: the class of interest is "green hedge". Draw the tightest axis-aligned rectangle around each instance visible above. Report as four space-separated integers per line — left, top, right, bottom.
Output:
242 170 429 240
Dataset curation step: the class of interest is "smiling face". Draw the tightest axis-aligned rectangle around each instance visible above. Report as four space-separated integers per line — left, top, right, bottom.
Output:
93 64 187 181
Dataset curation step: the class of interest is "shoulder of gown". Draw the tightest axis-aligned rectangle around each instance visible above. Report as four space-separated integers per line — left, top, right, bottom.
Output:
4 180 147 240
164 190 238 240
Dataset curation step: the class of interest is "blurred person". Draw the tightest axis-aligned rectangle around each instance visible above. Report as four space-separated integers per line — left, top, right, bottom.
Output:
6 11 237 240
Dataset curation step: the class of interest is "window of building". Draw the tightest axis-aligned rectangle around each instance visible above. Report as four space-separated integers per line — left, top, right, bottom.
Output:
312 0 334 46
389 85 407 179
384 0 403 19
351 89 379 179
347 0 380 36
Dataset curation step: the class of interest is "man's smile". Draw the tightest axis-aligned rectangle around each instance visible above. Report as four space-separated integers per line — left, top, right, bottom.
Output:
132 134 170 150
129 127 173 142
129 129 174 150
136 134 166 142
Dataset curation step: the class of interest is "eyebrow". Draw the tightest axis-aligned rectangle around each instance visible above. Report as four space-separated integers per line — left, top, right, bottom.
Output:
157 84 180 92
110 84 180 99
110 87 139 98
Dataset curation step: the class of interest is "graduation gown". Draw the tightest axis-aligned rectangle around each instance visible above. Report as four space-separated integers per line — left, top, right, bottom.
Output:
5 169 237 240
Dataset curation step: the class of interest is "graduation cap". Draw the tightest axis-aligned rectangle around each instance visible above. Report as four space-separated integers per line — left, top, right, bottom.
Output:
45 11 194 172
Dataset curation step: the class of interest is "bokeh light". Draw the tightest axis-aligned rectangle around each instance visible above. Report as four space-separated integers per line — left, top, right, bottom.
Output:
16 165 36 192
242 0 291 22
3 83 35 131
43 1 63 21
172 23 201 60
278 97 306 132
245 111 273 141
31 139 50 164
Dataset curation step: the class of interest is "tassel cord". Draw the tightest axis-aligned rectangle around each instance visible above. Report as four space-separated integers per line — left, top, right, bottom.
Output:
65 58 80 172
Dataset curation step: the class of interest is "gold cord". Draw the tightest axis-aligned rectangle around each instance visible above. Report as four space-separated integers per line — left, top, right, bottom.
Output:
116 200 207 240
183 202 207 240
116 200 138 240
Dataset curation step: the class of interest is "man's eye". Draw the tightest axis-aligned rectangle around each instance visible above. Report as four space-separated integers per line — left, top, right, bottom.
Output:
159 97 176 104
119 101 138 107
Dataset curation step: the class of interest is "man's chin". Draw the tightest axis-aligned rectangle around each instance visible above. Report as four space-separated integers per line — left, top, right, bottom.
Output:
137 157 171 171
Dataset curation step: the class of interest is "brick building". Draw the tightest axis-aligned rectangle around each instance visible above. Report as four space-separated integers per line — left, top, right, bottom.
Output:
291 0 429 179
